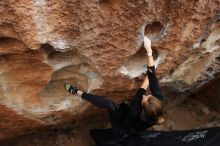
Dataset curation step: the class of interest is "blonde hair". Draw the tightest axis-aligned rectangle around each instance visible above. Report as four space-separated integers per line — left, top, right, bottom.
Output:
142 95 163 121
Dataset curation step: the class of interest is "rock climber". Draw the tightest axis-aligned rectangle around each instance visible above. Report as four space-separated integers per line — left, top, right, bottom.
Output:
64 36 164 143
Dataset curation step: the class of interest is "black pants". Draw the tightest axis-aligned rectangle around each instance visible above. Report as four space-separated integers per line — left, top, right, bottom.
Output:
82 92 121 132
82 92 117 112
82 93 126 145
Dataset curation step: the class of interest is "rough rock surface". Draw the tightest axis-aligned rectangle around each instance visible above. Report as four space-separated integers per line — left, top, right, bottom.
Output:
194 75 220 112
0 0 220 141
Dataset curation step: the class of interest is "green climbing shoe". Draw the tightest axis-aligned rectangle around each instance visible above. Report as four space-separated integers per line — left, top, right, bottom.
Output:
64 83 79 95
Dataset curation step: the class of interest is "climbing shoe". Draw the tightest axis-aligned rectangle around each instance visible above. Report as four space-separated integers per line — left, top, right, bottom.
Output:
64 83 79 95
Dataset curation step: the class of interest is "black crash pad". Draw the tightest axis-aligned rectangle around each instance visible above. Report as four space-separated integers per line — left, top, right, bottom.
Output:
91 127 220 146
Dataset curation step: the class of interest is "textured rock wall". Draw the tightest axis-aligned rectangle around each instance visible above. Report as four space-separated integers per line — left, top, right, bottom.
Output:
163 17 220 92
0 0 219 140
194 75 220 112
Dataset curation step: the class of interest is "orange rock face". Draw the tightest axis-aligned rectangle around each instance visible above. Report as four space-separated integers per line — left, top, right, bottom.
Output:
0 0 219 140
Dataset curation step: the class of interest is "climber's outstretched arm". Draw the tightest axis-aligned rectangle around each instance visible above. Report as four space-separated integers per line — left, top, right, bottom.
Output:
131 37 152 116
144 36 164 101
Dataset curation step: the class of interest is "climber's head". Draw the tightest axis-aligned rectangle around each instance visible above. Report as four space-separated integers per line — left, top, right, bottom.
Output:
141 95 164 124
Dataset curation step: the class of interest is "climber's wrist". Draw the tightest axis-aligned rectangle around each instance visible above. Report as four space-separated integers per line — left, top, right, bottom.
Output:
146 50 153 56
147 53 152 56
